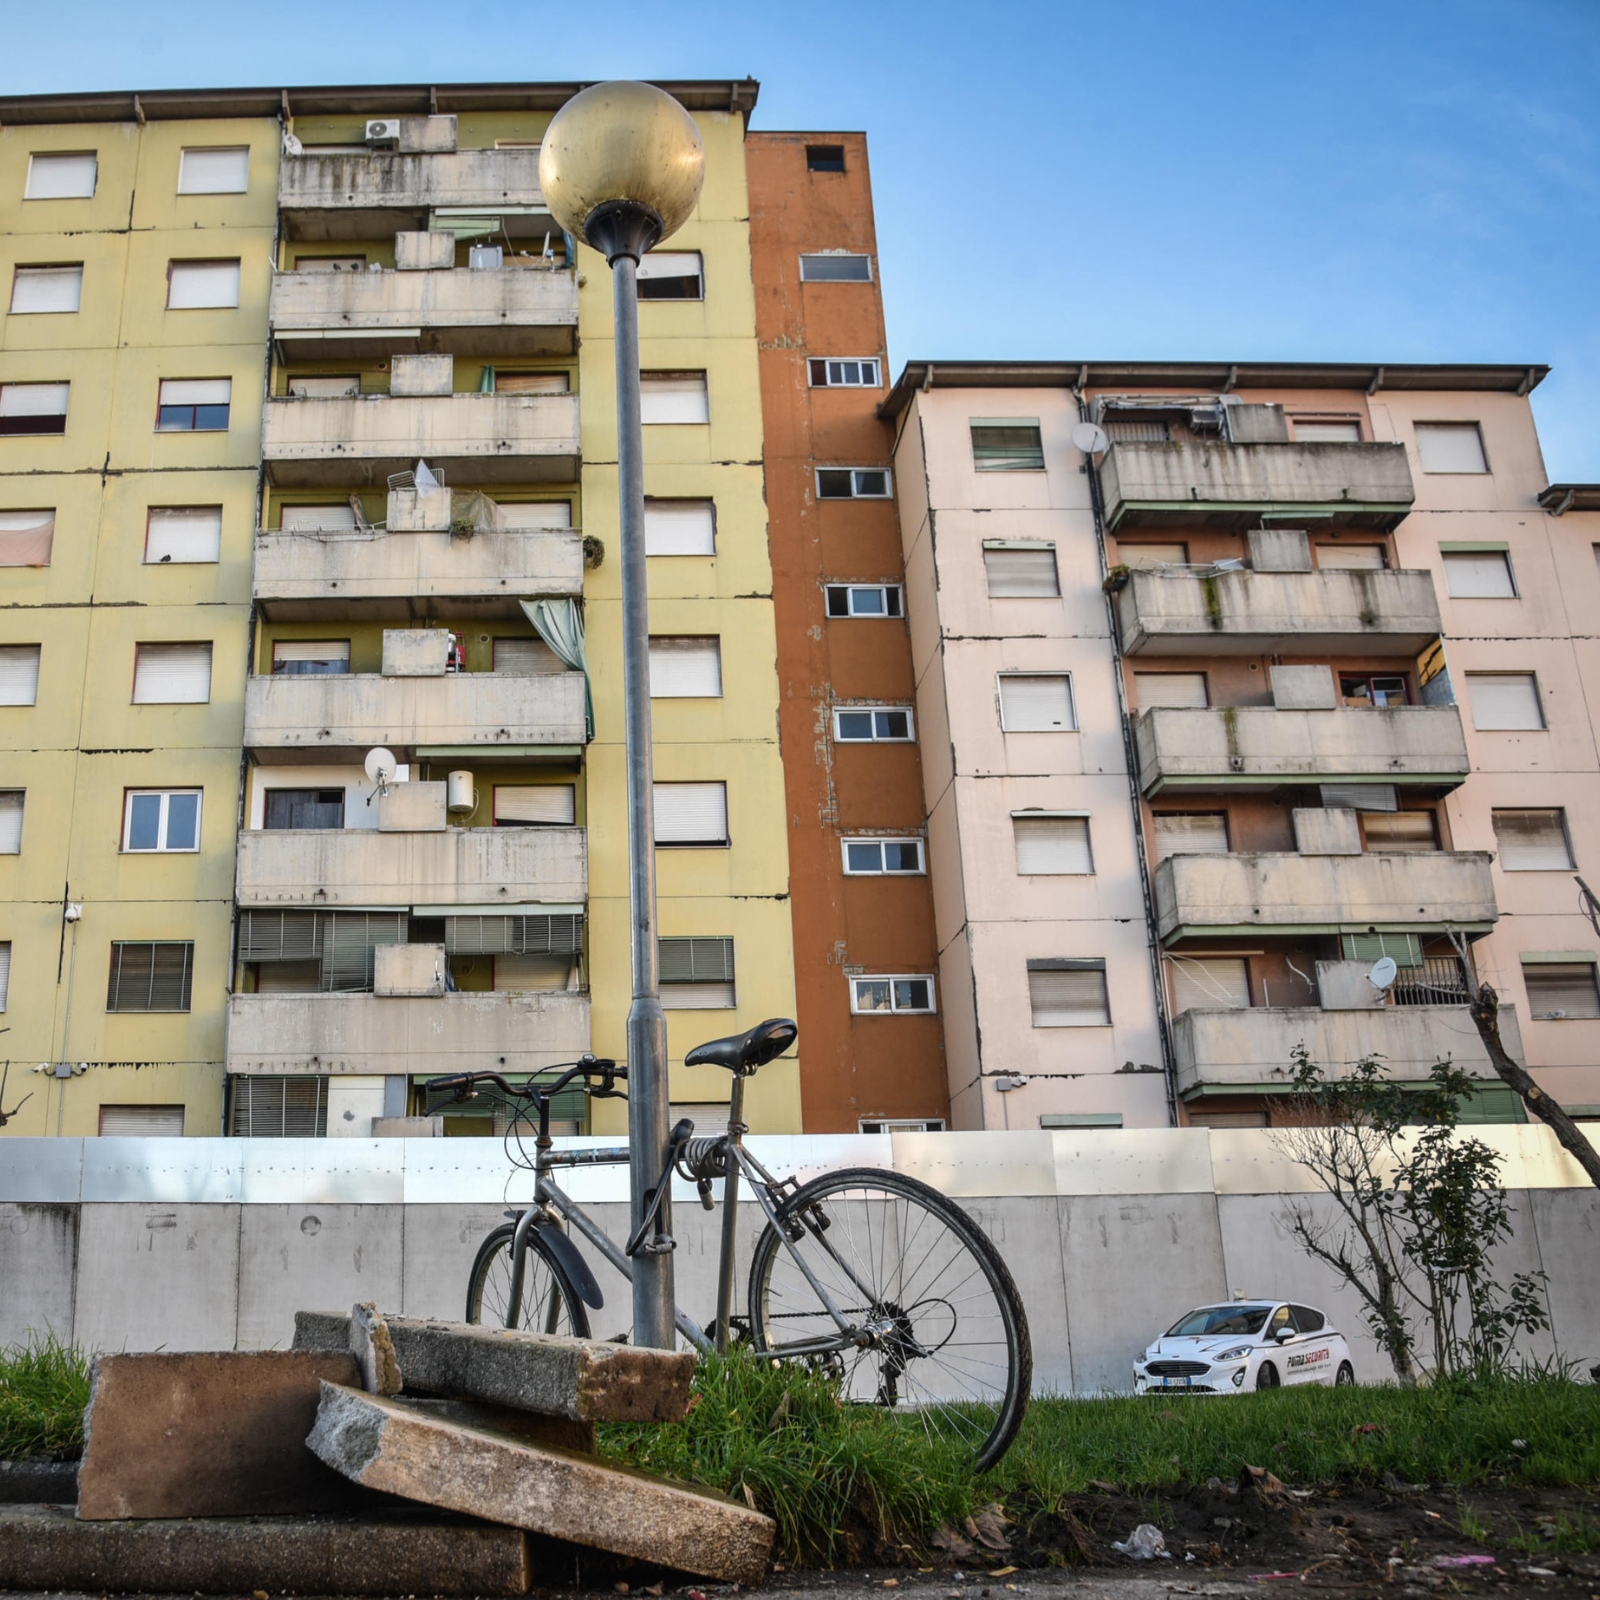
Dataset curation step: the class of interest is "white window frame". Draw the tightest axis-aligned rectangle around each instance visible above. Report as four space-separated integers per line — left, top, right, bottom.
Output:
850 974 937 1015
825 583 903 618
815 467 892 500
840 837 925 875
833 705 915 743
997 673 1077 733
799 253 873 282
808 357 882 388
122 789 203 853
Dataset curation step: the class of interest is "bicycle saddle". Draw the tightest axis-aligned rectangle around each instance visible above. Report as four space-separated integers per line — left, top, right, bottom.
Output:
684 1016 797 1075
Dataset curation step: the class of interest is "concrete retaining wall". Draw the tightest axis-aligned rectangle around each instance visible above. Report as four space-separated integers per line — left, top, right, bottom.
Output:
2 1128 1595 1392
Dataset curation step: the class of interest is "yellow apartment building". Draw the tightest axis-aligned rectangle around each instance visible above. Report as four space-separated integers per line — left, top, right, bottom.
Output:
0 81 799 1139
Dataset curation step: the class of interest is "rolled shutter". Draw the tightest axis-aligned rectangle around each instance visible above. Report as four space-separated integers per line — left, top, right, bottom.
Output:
1012 816 1091 874
98 1104 186 1136
0 793 21 853
146 507 222 564
1469 673 1543 730
1152 813 1228 860
495 501 571 529
1416 424 1487 473
648 638 722 697
1523 963 1600 1019
25 153 97 199
1026 961 1109 1026
493 953 572 991
445 914 582 956
230 1076 327 1138
0 942 10 1010
495 372 569 394
0 510 55 567
639 372 709 424
167 260 241 309
10 266 83 314
177 147 249 194
494 636 563 674
653 782 727 844
321 912 406 992
0 383 70 417
132 643 212 704
494 784 575 825
644 500 715 555
1493 810 1571 870
0 646 41 706
1134 672 1208 709
239 910 324 963
1167 956 1250 1014
1321 783 1396 812
280 504 357 531
983 547 1059 597
998 675 1074 731
1443 552 1515 597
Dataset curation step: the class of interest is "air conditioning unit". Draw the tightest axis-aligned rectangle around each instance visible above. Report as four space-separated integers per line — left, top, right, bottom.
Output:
1188 406 1226 435
365 119 402 148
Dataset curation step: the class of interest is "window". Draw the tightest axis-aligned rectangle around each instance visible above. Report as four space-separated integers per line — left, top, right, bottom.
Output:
1314 543 1385 570
971 418 1045 472
495 500 571 529
1118 542 1188 568
280 503 357 532
640 371 708 424
294 256 366 273
1040 1112 1125 1129
145 507 221 565
645 498 715 555
494 636 563 674
230 1075 328 1137
157 378 230 432
1153 812 1228 861
998 674 1075 732
1442 547 1516 598
1468 672 1544 731
0 510 54 567
287 374 360 398
272 639 349 676
124 789 201 851
132 642 212 703
1361 811 1438 853
0 943 9 1010
262 789 344 830
834 706 913 742
1135 672 1208 710
851 975 935 1014
494 784 576 826
826 584 902 618
0 791 22 853
166 259 241 310
494 953 575 993
1416 422 1488 474
799 253 872 282
659 936 735 1008
816 468 891 499
654 781 728 845
806 144 846 172
860 1117 946 1132
636 251 703 300
1013 814 1092 875
0 645 41 706
1167 955 1249 1014
177 146 249 194
107 941 194 1012
648 637 722 698
1523 959 1600 1020
808 358 881 388
1027 959 1110 1026
25 152 97 200
10 264 82 314
1341 673 1407 708
1292 418 1362 442
1105 418 1168 443
494 372 569 395
983 544 1059 597
1493 809 1573 870
842 838 924 874
0 383 69 436
98 1104 185 1136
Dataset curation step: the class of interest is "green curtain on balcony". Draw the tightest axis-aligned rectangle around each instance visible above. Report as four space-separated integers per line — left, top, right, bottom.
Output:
520 598 593 740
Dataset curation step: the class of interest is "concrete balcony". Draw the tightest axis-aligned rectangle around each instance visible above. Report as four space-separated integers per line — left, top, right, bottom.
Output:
279 146 549 240
1098 440 1414 531
1115 567 1441 656
1153 850 1498 943
1134 705 1470 797
244 670 587 761
253 526 583 622
236 826 585 909
1172 1003 1524 1097
261 392 580 488
269 266 578 360
226 990 589 1076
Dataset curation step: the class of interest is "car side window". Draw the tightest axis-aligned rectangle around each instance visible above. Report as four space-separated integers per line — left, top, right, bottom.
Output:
1290 1304 1324 1333
1268 1305 1292 1336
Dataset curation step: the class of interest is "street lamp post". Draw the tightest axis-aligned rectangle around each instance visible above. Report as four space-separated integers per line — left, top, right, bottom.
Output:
540 84 706 1350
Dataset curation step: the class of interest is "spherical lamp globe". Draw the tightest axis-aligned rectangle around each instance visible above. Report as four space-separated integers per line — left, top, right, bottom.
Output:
539 82 705 262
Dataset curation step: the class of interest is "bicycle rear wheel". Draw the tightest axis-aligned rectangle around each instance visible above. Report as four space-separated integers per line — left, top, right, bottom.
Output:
746 1168 1030 1472
466 1221 591 1337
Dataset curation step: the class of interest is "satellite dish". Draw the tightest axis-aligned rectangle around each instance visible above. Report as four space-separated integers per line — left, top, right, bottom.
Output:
1369 956 1398 992
1071 421 1109 456
364 747 399 788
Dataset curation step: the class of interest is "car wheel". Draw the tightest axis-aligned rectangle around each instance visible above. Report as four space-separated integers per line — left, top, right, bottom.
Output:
1335 1361 1355 1387
1255 1361 1280 1390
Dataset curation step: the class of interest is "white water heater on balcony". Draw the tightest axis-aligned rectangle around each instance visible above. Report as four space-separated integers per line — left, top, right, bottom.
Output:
447 770 476 816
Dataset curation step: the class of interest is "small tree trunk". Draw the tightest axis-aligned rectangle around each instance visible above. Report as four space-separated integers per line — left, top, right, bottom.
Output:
1471 984 1600 1189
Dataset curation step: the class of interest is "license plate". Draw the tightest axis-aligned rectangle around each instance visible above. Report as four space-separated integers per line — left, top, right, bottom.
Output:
1160 1377 1190 1388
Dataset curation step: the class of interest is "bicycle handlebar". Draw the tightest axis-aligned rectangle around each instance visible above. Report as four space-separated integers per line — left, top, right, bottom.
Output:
422 1056 624 1105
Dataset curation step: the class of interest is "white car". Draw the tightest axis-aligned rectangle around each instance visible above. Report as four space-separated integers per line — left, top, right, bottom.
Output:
1132 1300 1355 1394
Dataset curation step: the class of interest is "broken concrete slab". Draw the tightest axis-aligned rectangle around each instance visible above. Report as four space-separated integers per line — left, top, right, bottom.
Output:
76 1350 392 1520
403 1395 597 1456
308 1382 774 1586
294 1309 697 1422
0 1501 529 1595
0 1458 76 1505
352 1300 403 1395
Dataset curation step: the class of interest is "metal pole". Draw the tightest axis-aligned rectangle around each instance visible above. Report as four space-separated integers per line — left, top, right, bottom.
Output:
611 250 676 1348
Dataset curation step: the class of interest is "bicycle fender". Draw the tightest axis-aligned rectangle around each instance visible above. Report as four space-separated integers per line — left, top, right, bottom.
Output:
537 1222 604 1309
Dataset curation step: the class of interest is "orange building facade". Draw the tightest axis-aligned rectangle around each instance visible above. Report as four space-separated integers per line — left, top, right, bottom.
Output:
746 133 949 1131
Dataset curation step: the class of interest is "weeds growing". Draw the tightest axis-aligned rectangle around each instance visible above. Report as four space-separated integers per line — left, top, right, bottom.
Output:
0 1334 91 1462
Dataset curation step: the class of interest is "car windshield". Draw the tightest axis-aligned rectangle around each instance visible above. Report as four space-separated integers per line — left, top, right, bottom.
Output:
1166 1305 1273 1337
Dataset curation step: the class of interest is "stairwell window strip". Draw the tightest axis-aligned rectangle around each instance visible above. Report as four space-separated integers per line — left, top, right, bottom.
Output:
0 383 69 436
983 543 1059 598
799 253 872 282
841 838 924 875
971 418 1046 472
0 645 41 706
639 371 709 424
851 975 935 1015
816 468 891 500
636 251 703 300
834 706 913 742
123 790 202 853
145 507 222 565
0 510 55 566
826 584 902 618
0 792 22 854
1493 809 1574 871
1467 672 1544 731
25 152 97 199
1028 959 1111 1027
653 782 728 846
648 637 722 698
808 358 881 388
177 146 249 194
107 941 194 1012
998 674 1076 732
644 499 715 556
1013 814 1093 875
10 264 82 314
166 259 241 310
132 643 212 704
659 936 736 1009
157 378 231 432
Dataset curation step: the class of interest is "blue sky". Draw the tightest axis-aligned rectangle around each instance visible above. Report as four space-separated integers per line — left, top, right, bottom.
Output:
6 0 1598 475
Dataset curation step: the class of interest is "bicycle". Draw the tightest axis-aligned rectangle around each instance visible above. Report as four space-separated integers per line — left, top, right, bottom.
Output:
424 1016 1032 1472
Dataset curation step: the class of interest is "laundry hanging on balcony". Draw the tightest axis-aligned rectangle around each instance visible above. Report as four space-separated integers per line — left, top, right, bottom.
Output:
521 597 593 740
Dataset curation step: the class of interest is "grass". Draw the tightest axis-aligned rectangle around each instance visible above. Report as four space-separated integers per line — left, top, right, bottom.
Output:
0 1334 91 1463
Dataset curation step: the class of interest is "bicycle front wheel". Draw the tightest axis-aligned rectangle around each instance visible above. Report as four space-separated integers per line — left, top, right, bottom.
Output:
746 1167 1030 1472
466 1221 591 1337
